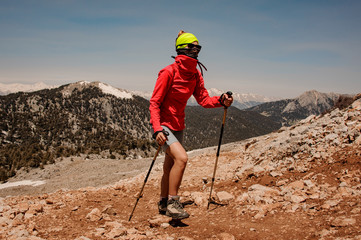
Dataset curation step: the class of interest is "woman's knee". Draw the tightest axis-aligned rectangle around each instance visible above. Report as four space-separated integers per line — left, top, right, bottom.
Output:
167 142 188 167
174 153 188 167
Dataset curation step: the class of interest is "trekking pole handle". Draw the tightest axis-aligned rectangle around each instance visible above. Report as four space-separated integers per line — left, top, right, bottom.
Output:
221 91 233 109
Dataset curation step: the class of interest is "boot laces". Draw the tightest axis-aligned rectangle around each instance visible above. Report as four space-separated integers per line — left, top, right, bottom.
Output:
172 199 184 211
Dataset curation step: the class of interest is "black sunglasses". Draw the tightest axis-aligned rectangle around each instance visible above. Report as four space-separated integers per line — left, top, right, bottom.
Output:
177 43 202 50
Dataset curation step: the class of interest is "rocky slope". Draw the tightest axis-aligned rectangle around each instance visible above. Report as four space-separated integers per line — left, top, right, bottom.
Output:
0 95 360 239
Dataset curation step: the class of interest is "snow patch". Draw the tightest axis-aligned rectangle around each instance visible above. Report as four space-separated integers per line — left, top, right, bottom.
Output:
79 81 90 85
98 83 132 99
0 180 46 190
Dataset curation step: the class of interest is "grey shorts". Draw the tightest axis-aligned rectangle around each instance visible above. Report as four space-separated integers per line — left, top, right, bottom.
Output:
152 125 184 151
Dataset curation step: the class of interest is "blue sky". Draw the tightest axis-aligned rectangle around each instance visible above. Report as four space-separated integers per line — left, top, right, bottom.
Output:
0 0 360 98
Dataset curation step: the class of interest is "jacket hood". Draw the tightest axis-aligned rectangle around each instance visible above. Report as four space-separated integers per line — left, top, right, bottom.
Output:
174 55 199 74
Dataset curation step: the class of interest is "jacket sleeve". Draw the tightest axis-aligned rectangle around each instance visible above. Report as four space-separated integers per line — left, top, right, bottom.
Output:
193 73 222 108
149 68 173 133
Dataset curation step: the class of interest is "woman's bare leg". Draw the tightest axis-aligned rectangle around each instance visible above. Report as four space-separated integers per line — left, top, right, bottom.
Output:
165 142 188 196
161 142 190 219
160 153 173 198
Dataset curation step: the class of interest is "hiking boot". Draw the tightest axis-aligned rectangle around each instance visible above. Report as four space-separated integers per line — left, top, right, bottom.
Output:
158 198 168 215
166 197 190 220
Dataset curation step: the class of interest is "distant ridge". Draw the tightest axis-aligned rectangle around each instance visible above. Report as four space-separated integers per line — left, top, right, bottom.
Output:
247 90 347 126
131 87 280 110
1 82 279 109
61 81 133 99
0 82 58 95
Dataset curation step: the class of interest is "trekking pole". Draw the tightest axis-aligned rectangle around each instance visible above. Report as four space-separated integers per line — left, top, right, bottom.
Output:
128 131 168 221
128 145 161 221
207 91 232 209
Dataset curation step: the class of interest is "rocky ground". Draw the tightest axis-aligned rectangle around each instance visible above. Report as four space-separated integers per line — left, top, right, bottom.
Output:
0 97 360 240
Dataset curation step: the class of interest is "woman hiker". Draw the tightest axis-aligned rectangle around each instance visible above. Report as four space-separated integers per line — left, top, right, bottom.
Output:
149 30 233 220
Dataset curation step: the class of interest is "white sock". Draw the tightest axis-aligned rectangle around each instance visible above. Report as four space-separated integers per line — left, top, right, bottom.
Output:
168 195 179 200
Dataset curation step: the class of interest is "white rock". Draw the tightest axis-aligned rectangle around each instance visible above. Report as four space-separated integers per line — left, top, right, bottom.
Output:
161 222 170 229
300 115 316 124
254 211 266 219
339 182 348 187
75 237 91 240
217 232 236 240
331 217 356 227
148 215 172 228
303 180 315 188
270 171 282 177
324 199 340 207
352 99 361 110
288 180 305 190
105 227 127 239
86 208 102 221
290 195 307 203
253 165 265 174
325 133 339 142
190 192 208 207
217 191 234 202
355 135 361 145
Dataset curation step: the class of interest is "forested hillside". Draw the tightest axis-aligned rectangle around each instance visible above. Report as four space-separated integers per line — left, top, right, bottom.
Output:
184 106 280 150
0 83 155 181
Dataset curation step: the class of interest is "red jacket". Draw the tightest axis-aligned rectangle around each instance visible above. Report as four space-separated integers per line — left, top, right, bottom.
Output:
150 55 222 133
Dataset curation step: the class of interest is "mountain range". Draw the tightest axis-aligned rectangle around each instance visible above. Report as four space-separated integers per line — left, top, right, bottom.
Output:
0 82 279 110
0 81 348 182
131 88 280 110
0 81 280 182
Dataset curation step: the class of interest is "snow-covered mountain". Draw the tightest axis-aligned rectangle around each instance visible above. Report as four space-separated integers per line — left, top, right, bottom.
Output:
1 82 278 109
131 90 153 100
0 81 133 99
197 88 281 109
61 81 133 99
131 88 280 110
0 82 58 95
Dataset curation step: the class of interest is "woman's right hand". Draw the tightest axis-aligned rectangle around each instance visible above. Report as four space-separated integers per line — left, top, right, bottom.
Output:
156 132 168 145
